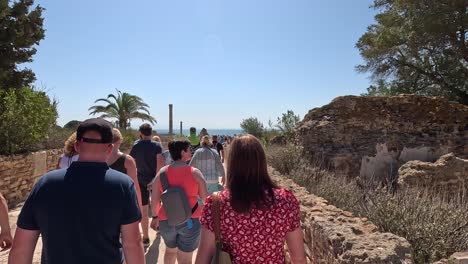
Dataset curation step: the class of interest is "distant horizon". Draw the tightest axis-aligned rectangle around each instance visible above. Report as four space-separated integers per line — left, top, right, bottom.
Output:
157 128 244 136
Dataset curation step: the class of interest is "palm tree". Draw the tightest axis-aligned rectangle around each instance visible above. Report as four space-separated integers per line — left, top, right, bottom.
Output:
89 89 156 129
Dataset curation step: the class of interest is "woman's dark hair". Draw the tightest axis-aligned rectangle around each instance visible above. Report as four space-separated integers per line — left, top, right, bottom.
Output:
168 139 191 161
227 134 278 213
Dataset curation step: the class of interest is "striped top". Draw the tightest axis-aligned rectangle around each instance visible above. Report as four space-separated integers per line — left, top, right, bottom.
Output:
189 147 225 182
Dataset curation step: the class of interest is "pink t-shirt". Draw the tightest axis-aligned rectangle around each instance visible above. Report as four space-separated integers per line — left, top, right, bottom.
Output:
200 188 300 264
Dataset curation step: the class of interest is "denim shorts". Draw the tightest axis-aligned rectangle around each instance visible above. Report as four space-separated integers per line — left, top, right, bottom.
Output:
159 219 201 252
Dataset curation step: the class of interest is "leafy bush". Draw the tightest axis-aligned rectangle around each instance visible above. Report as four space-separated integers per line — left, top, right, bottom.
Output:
63 120 81 130
120 129 139 153
266 145 468 263
241 110 300 146
41 126 74 150
240 117 264 138
0 87 58 154
275 110 300 140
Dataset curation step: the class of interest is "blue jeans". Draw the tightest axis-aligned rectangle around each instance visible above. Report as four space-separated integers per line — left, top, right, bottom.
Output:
159 219 201 252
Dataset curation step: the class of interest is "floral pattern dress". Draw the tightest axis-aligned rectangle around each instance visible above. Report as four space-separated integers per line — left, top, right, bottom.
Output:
200 188 301 264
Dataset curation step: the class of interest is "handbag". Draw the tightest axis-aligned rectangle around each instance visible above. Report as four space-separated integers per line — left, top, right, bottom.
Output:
211 192 232 264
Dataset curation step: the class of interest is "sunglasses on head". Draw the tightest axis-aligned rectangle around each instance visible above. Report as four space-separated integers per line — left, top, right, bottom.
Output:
79 137 111 144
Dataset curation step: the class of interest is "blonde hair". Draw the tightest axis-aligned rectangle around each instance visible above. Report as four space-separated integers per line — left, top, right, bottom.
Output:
112 128 122 143
63 132 77 156
201 135 212 147
152 136 161 142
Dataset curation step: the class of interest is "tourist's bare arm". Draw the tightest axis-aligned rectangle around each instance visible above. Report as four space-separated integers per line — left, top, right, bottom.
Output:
8 228 39 264
0 193 12 251
121 221 145 264
125 156 142 209
286 227 307 264
193 169 208 202
214 155 225 185
156 153 164 174
195 227 216 264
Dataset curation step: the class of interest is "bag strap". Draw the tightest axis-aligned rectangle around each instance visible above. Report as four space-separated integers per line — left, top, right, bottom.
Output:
159 166 169 191
213 192 221 243
191 202 198 214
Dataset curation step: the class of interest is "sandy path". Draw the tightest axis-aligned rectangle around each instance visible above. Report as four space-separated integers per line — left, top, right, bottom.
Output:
0 204 197 263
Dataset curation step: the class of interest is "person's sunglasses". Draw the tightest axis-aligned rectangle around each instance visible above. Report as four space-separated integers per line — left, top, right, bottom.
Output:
80 137 110 144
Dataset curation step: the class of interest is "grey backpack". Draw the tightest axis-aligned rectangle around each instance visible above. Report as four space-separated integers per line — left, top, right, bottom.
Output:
160 166 198 226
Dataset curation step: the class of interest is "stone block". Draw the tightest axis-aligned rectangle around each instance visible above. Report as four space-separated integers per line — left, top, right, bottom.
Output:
32 151 47 177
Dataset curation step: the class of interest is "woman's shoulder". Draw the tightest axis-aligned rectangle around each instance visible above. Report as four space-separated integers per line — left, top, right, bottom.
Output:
273 188 299 204
123 153 134 161
210 148 219 153
194 147 204 152
205 190 230 206
61 154 78 160
192 147 206 155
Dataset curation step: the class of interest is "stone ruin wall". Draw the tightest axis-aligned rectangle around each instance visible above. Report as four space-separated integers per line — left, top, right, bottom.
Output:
398 153 468 194
0 149 62 207
292 95 468 263
295 95 468 187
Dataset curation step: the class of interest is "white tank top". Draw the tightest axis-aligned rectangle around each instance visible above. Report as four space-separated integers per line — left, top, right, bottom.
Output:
58 154 79 169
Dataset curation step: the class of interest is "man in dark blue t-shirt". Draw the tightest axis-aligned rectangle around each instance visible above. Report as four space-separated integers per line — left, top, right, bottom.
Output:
9 118 144 264
129 123 163 247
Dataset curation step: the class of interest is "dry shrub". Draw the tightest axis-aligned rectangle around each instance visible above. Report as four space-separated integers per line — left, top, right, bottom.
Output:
266 145 468 264
361 188 468 263
265 144 303 175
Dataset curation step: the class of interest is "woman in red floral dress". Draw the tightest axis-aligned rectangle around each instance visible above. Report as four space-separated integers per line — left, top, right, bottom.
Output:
196 135 306 264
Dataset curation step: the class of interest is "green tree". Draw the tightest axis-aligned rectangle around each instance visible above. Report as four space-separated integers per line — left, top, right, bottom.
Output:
89 90 156 129
240 117 264 138
276 110 300 139
261 119 280 146
0 87 58 154
63 120 81 130
0 0 45 89
356 0 468 105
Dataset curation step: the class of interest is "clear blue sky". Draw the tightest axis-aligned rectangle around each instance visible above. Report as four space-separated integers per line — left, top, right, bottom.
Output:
30 0 376 130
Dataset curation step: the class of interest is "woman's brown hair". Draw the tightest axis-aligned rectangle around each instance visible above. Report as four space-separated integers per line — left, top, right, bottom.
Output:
226 134 278 213
63 132 77 157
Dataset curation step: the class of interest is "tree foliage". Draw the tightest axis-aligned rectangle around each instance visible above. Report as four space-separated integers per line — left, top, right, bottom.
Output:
276 110 300 139
0 87 58 154
89 89 156 129
63 120 81 130
0 0 45 89
240 117 264 138
357 0 468 104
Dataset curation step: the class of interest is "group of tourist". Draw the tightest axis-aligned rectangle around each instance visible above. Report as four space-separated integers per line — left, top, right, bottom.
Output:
3 118 306 264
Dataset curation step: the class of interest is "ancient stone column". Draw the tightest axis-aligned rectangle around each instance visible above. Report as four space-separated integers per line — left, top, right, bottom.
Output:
169 104 173 135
